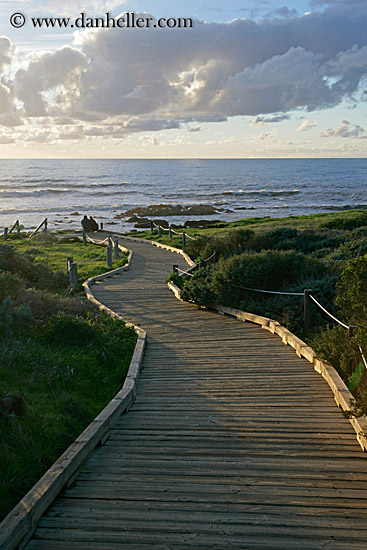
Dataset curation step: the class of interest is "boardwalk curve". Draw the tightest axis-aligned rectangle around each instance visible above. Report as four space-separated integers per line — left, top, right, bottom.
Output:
26 236 367 549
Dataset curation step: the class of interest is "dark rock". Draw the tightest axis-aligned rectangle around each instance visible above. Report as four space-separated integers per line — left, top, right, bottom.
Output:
0 393 26 418
124 204 224 218
184 219 222 228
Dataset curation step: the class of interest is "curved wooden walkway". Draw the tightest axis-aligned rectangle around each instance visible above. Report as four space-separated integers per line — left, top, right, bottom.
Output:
26 237 367 549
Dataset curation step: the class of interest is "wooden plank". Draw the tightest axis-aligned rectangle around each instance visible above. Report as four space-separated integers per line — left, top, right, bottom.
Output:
21 234 367 550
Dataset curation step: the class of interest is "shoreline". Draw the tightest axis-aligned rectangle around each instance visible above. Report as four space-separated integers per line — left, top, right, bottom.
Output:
2 207 367 237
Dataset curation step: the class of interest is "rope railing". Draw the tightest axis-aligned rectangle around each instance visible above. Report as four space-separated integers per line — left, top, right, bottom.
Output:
203 251 216 263
151 220 197 242
176 268 194 277
309 294 350 330
228 282 304 296
359 346 367 370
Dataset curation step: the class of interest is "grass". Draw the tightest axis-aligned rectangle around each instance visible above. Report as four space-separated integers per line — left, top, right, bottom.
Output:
129 209 367 250
3 231 128 284
0 232 136 521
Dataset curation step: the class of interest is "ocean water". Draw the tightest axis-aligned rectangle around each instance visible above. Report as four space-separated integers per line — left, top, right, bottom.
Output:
0 158 366 232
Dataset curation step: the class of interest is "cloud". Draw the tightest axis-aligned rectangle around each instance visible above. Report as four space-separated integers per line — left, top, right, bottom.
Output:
252 114 290 126
297 119 318 131
1 6 367 140
43 0 126 16
319 120 366 138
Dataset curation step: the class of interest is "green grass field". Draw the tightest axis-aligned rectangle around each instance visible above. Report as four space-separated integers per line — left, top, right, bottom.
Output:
0 232 136 520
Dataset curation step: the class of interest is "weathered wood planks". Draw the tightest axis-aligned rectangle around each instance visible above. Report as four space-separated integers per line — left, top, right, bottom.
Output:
25 236 367 550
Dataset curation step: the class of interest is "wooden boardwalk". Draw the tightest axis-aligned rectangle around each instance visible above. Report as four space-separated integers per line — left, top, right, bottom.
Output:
26 237 367 549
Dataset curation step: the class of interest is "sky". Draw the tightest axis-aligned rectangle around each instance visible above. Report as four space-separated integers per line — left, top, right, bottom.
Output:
0 0 366 158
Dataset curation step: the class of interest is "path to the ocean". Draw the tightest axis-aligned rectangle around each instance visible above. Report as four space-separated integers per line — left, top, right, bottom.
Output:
26 236 367 549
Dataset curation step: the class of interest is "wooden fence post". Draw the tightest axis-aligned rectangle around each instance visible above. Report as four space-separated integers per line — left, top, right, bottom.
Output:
100 222 104 230
69 262 78 288
173 265 178 274
44 218 48 232
158 225 161 237
114 239 119 259
16 221 20 234
182 232 186 247
106 246 113 268
3 227 8 240
304 289 312 330
82 231 87 246
150 221 154 233
169 226 172 239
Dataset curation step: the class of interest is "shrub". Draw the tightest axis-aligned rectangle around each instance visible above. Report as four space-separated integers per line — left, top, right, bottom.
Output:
335 254 367 327
319 212 367 230
185 228 254 261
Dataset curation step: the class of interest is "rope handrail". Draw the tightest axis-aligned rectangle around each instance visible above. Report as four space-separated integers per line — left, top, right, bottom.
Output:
359 346 367 370
177 268 194 277
309 294 350 330
228 281 304 296
152 220 197 240
203 251 216 262
86 235 110 245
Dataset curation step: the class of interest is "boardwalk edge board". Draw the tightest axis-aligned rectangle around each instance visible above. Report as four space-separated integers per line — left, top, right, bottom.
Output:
165 256 367 454
0 242 146 550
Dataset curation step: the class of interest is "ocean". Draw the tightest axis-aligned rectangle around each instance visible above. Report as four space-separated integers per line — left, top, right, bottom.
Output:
0 158 366 233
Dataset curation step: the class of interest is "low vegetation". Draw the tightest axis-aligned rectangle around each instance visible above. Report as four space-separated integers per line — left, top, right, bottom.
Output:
0 233 136 520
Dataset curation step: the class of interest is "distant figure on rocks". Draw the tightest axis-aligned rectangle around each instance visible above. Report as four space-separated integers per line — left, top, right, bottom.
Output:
81 215 92 232
89 216 99 231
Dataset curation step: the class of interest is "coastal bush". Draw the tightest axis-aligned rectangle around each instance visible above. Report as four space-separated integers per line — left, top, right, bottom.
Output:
0 238 136 520
319 211 367 230
0 243 67 293
250 227 345 255
181 265 216 307
335 254 367 327
185 228 254 260
181 250 334 332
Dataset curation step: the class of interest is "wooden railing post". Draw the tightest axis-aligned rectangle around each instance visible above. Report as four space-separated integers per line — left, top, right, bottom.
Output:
150 221 154 233
3 227 8 240
66 256 73 272
158 225 161 237
169 226 172 239
69 262 78 288
106 246 113 268
82 231 87 246
114 239 119 259
44 218 48 232
304 289 312 330
173 265 178 274
100 222 104 230
16 220 20 234
182 232 186 247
